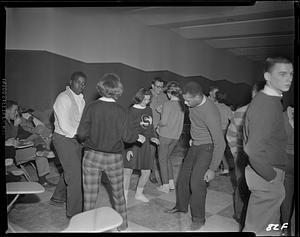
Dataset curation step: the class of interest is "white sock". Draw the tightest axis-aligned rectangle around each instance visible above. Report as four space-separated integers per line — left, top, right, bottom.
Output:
135 187 149 202
157 184 170 193
124 189 128 204
169 179 175 189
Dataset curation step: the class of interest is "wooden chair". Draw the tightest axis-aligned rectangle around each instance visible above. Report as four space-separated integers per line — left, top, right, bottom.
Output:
63 207 123 232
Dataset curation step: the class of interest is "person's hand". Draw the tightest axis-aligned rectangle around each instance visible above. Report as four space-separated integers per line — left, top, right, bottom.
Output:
13 116 22 126
5 138 18 147
156 105 163 114
204 169 215 183
126 151 133 161
137 134 146 144
150 137 160 145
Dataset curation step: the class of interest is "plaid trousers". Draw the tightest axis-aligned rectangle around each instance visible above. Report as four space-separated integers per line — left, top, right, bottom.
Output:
82 149 127 229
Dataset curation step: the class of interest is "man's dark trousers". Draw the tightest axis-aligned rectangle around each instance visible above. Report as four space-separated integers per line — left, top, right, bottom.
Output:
175 144 213 223
52 132 83 217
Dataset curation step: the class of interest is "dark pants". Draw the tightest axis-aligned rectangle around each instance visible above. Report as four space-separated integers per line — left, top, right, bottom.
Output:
281 154 294 227
51 133 83 217
233 150 250 228
175 144 213 223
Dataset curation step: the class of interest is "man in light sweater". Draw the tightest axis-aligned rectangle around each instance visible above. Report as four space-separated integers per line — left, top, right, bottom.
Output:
166 81 225 231
242 56 293 236
50 71 87 218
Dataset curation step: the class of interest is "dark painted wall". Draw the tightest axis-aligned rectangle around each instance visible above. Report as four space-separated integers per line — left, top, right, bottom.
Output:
5 50 293 112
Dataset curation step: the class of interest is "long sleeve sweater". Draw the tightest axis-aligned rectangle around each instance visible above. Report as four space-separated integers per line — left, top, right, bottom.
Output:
243 91 287 181
77 99 139 154
189 97 226 171
158 100 185 139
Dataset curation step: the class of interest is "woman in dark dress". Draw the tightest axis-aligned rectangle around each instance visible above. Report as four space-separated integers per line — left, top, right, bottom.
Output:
123 88 159 203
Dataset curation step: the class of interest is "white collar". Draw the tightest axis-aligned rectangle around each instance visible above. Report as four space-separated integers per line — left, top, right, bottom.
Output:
99 97 116 102
196 95 206 107
133 104 146 109
262 85 283 97
67 86 83 98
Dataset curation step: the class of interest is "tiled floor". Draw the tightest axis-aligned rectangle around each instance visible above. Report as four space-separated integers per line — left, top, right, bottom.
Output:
6 143 241 233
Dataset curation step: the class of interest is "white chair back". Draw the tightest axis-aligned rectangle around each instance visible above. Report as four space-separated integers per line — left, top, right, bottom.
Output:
63 206 123 232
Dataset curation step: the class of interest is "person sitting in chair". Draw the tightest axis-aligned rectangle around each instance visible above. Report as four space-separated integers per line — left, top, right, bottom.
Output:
5 100 55 188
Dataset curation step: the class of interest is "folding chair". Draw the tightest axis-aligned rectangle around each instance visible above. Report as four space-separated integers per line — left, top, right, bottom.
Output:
6 182 45 233
15 147 55 182
63 207 123 232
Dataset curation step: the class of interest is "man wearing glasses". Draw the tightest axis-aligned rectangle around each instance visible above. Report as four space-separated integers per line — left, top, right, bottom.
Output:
149 77 168 184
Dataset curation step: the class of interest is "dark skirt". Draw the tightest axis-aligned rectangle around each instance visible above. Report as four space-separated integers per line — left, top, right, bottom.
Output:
124 140 154 170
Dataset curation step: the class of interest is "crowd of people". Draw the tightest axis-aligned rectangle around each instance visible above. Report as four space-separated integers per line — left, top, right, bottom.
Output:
5 56 294 234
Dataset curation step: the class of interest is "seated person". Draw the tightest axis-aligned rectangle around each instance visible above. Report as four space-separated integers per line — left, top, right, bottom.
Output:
17 108 54 158
5 100 55 188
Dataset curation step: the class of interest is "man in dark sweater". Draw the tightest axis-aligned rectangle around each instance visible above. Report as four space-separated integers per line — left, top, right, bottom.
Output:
242 56 293 236
166 81 225 231
77 73 145 231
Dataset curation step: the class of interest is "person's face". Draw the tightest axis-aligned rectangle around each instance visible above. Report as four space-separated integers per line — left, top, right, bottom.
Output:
6 104 18 120
152 81 164 95
209 88 218 101
264 63 293 93
183 93 202 108
70 76 87 95
141 95 151 107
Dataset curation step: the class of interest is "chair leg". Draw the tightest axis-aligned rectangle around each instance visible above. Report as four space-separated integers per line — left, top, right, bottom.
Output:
19 165 32 182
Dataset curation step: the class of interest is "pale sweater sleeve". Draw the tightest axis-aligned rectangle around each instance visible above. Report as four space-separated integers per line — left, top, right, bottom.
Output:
204 106 226 171
158 102 170 127
53 94 75 138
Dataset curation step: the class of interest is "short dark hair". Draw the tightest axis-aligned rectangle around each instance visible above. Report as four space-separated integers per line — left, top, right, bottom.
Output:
183 81 203 97
133 88 152 104
264 56 292 73
6 100 18 110
96 73 123 100
71 71 87 82
152 77 165 86
166 81 182 97
215 91 227 103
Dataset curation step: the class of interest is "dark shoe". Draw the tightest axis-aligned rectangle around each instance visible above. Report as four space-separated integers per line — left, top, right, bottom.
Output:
40 181 56 188
149 176 158 184
49 199 65 207
190 220 205 231
232 214 241 224
165 207 187 214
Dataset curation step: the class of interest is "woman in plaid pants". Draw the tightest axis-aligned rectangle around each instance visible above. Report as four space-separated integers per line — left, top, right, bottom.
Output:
77 73 145 231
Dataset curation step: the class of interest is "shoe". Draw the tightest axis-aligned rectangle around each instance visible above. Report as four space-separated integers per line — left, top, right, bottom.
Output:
220 169 230 176
49 199 65 207
135 193 149 202
40 181 56 188
165 207 187 214
157 185 170 193
169 180 175 190
50 197 65 203
232 214 241 224
36 150 55 158
190 220 205 231
149 176 158 184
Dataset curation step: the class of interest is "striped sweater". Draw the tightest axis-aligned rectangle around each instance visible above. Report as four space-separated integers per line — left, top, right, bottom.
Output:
226 104 248 155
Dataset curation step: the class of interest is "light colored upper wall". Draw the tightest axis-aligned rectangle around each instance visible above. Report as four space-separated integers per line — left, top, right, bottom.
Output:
6 7 260 84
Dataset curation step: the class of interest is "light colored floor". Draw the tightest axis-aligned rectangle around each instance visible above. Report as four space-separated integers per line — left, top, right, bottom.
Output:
7 143 240 233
